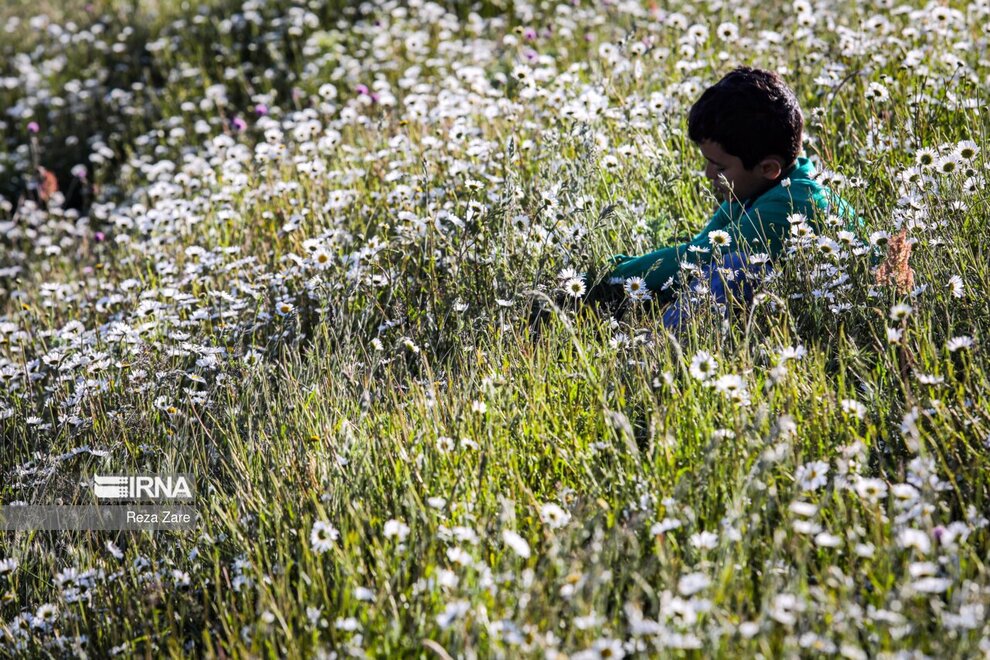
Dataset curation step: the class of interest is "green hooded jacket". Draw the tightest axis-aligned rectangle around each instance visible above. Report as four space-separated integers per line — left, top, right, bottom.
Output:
607 157 860 304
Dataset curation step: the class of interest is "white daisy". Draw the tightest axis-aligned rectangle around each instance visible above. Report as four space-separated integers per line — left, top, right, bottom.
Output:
915 147 937 168
33 603 58 629
954 139 978 161
312 250 333 270
383 519 410 541
853 477 888 503
948 275 965 298
502 530 531 559
716 22 739 41
689 531 718 549
889 303 912 322
713 374 745 396
708 230 732 248
795 460 830 491
539 503 571 529
563 276 586 298
689 351 718 382
623 276 651 301
946 336 974 352
915 372 944 385
677 572 711 596
310 521 339 554
601 154 620 171
935 154 961 175
840 399 867 419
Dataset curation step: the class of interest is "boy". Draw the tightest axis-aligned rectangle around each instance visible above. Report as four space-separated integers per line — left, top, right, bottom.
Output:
604 67 858 328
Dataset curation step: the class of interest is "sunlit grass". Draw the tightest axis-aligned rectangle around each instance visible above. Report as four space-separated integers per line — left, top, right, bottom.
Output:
1 0 989 657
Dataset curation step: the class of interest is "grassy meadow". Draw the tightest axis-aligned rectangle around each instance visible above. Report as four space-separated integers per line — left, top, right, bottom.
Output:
1 0 989 656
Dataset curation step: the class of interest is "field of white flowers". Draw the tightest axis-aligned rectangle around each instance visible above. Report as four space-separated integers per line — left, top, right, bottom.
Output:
1 0 989 656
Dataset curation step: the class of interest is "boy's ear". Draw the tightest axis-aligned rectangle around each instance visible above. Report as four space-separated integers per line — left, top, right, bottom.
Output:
758 157 784 181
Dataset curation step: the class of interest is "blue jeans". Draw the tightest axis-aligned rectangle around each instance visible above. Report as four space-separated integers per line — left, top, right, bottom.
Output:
662 252 769 330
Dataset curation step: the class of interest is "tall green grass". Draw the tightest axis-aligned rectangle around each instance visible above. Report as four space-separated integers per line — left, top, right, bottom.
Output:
1 0 989 657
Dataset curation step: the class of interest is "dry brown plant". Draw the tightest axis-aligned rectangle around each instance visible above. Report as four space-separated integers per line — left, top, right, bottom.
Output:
875 228 915 294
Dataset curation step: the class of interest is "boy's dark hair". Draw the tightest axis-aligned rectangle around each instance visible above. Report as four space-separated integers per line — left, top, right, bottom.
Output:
687 67 804 170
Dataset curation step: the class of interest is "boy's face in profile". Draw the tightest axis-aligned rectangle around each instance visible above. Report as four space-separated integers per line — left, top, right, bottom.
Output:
699 140 783 204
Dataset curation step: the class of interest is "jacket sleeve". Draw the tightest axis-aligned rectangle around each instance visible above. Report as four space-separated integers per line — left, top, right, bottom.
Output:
608 243 684 303
607 203 733 304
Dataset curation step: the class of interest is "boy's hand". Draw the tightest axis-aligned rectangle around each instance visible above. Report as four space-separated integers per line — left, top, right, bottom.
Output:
527 260 630 339
581 268 627 321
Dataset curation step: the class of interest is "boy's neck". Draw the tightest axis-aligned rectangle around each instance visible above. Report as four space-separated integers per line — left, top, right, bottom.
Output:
742 161 799 204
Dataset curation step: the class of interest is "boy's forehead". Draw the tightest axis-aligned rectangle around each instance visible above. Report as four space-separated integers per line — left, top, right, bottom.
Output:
698 140 731 161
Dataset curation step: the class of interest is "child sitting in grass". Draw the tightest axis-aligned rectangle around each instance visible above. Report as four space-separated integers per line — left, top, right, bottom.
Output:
603 66 860 328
